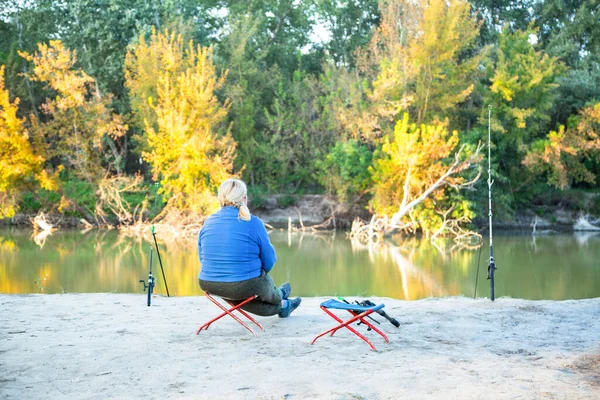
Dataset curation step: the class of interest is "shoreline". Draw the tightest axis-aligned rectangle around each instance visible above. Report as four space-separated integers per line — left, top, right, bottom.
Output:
2 216 600 233
1 294 598 399
2 205 599 233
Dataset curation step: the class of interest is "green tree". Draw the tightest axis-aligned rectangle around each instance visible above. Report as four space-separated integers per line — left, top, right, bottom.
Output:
485 26 564 187
216 15 278 185
533 1 600 130
524 102 600 189
551 65 600 126
316 139 374 202
316 0 380 67
0 0 60 119
313 64 378 201
262 69 332 192
535 0 600 67
223 0 314 77
469 0 534 44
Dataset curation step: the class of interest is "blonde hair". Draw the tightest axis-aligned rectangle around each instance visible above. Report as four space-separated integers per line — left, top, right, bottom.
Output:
217 178 251 221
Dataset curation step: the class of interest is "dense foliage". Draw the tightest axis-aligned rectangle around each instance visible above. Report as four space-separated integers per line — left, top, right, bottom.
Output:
0 0 599 233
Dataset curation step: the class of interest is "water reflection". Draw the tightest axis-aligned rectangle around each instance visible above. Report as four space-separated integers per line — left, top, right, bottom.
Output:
0 228 598 300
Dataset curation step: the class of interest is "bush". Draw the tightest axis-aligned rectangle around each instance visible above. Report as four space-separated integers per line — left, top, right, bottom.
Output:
591 195 600 216
248 185 268 209
315 139 374 203
62 180 97 216
19 190 61 213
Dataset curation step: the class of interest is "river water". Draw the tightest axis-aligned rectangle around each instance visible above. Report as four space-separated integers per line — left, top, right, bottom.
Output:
1 228 599 300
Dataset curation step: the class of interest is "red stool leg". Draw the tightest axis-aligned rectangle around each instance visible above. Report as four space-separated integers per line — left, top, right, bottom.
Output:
225 299 265 332
196 293 232 332
197 293 252 332
196 293 260 337
355 313 389 343
311 307 377 350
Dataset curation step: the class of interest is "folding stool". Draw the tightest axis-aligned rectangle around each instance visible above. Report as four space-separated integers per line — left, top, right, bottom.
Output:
196 292 264 337
311 299 390 350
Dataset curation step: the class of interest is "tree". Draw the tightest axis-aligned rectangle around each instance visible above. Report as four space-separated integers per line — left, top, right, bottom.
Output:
262 69 333 192
535 0 600 67
223 0 314 77
524 102 600 189
53 0 219 108
214 6 322 188
533 0 600 129
215 15 279 185
551 65 600 127
469 0 534 44
0 65 55 218
318 63 379 143
370 114 481 237
126 29 236 213
361 0 482 125
484 26 564 188
308 63 379 202
125 25 221 145
316 0 380 67
0 0 60 119
20 41 127 180
316 139 374 203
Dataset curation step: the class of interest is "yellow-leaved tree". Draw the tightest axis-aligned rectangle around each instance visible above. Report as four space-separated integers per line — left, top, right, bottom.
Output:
18 41 137 224
0 65 55 218
20 41 127 183
370 114 481 238
125 29 235 214
362 0 481 125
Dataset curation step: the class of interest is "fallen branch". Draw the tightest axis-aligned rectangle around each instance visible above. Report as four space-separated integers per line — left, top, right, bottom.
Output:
574 214 600 231
287 209 337 232
31 212 54 232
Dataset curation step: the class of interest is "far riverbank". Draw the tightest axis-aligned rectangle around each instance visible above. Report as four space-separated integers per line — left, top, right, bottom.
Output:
2 193 600 233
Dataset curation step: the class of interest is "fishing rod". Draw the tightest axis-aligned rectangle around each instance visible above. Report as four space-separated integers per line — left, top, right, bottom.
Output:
338 296 380 327
151 225 170 297
486 105 497 301
358 299 400 328
139 246 155 306
338 297 400 328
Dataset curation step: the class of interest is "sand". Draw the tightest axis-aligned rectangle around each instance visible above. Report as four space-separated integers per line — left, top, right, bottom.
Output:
1 294 599 399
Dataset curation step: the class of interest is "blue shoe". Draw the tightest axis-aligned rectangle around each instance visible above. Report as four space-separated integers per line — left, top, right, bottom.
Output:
278 297 301 318
279 282 291 299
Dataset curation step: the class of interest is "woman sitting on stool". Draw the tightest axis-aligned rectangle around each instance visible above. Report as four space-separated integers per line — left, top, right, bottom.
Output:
198 178 301 317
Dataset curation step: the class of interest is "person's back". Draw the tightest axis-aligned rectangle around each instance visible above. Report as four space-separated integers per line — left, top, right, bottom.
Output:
199 208 276 282
198 178 301 318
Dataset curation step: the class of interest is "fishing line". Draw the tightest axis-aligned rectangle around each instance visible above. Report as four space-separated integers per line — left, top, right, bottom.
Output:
151 225 170 297
473 234 483 298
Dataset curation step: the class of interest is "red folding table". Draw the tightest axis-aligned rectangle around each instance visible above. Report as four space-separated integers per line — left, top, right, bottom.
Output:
311 299 390 350
196 292 264 337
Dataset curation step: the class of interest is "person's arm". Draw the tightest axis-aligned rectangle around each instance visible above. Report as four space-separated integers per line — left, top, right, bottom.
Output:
254 218 277 272
197 227 202 263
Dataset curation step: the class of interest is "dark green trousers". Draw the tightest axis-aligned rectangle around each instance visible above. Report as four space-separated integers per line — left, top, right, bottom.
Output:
199 270 283 316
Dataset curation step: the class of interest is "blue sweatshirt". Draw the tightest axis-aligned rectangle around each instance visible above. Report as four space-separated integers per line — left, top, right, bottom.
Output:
198 206 277 282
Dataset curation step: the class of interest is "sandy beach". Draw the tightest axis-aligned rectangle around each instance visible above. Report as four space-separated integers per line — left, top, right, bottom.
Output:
1 294 599 399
